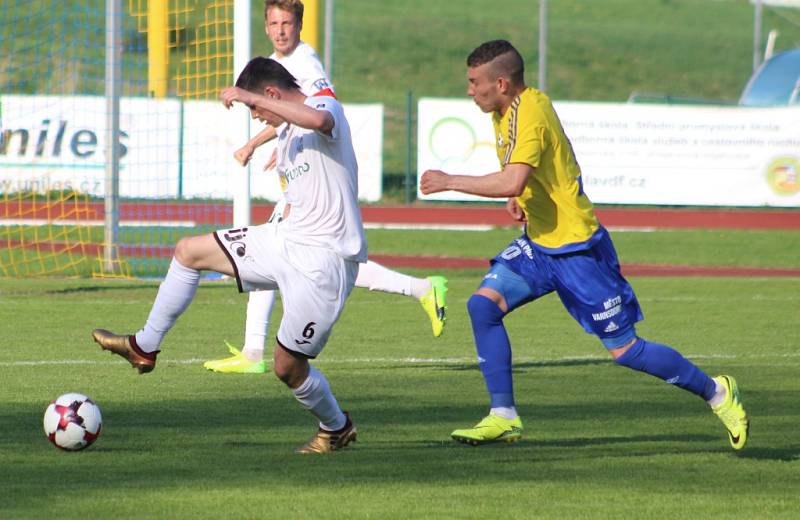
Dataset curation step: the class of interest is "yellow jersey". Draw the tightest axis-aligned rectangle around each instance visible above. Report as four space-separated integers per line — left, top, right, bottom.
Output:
493 87 599 253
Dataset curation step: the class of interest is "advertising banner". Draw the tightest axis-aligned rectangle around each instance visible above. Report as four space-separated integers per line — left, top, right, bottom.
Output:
0 96 383 202
0 95 181 198
417 98 800 207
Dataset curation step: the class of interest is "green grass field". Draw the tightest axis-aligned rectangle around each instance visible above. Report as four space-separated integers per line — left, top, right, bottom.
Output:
2 228 799 518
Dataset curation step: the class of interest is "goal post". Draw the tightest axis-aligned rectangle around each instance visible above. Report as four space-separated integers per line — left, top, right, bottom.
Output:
233 0 251 228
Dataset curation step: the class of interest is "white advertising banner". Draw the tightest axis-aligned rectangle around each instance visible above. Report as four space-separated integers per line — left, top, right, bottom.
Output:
0 95 181 198
0 96 383 202
417 98 800 207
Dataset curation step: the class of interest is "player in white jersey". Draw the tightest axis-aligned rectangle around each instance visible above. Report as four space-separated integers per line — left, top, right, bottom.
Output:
204 0 448 375
92 57 366 453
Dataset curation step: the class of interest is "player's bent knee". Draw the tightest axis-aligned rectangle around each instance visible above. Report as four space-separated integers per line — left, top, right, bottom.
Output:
273 360 306 387
174 234 224 272
173 236 205 269
173 237 191 265
467 294 505 325
273 341 311 388
272 362 292 384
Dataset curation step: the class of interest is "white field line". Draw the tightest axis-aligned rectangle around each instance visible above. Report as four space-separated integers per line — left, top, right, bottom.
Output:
2 352 800 368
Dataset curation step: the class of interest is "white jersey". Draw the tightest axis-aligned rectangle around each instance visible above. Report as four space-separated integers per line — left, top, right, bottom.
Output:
270 42 333 96
276 95 367 263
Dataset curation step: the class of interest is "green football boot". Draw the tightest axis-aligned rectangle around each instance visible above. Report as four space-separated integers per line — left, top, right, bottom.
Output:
203 341 267 374
711 375 749 450
451 413 523 446
419 276 448 338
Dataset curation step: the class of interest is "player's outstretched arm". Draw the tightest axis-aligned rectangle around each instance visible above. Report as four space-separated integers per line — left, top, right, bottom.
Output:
420 163 533 198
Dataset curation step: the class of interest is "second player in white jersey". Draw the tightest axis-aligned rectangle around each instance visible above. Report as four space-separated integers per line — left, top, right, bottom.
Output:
271 41 332 97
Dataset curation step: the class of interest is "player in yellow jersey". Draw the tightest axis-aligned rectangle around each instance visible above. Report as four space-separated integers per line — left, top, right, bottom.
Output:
421 40 748 450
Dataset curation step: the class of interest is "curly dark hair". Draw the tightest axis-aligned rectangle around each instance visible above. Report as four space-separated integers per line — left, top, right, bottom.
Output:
467 40 524 84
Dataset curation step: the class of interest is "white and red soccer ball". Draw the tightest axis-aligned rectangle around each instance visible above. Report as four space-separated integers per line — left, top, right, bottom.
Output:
43 393 102 451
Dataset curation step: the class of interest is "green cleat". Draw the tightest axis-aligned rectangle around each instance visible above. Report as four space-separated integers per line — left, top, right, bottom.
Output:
203 341 267 374
711 375 749 450
419 276 448 337
451 413 523 446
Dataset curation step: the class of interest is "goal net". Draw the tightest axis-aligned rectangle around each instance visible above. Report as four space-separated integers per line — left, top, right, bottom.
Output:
0 0 238 278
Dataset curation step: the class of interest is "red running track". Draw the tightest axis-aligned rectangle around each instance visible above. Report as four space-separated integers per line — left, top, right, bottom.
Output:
4 202 799 276
3 201 800 229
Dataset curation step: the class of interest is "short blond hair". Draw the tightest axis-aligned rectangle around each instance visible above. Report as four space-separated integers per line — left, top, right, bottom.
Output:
265 0 304 23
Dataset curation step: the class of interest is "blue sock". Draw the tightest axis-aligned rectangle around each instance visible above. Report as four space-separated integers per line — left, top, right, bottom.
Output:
614 338 716 400
467 295 514 408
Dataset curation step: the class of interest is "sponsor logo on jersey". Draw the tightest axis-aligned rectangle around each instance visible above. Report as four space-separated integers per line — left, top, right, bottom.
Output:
281 162 310 182
312 78 331 91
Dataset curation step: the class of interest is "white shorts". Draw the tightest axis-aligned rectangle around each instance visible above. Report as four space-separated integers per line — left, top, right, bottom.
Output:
214 224 358 358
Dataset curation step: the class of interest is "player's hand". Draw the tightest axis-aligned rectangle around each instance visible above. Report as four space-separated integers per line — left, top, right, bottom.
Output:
234 144 254 167
263 149 277 171
220 87 256 109
506 197 526 222
420 169 449 195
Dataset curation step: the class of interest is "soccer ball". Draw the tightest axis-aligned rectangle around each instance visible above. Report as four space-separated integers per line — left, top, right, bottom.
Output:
43 392 102 451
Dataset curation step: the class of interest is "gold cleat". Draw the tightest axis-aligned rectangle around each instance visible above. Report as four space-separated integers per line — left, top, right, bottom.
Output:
91 328 159 374
296 412 357 454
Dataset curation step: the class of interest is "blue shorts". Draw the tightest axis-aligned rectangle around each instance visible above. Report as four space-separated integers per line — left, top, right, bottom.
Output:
480 227 643 349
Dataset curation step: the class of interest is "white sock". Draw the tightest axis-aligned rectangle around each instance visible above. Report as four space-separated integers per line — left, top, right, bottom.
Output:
355 260 429 298
707 379 727 407
135 257 199 352
292 366 347 431
490 406 518 420
241 290 276 361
